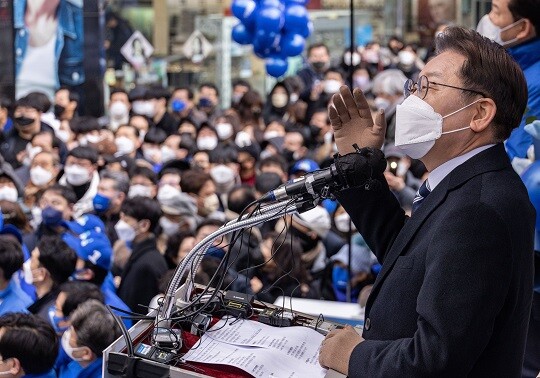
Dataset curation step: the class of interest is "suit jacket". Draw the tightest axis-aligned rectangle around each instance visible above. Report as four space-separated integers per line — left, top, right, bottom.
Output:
335 144 535 377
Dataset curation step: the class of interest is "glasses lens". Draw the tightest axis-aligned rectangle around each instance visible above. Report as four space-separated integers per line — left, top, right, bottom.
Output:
418 76 429 99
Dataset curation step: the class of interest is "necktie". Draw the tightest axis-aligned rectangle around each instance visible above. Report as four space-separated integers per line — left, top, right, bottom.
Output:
411 180 431 214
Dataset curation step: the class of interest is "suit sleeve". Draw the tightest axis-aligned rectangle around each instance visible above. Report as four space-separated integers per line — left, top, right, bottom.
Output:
335 175 407 264
347 202 514 377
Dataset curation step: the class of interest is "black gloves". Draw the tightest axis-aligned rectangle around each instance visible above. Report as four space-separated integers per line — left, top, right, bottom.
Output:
334 145 387 191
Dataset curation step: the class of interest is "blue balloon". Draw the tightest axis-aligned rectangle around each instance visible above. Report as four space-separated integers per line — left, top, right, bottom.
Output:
231 0 257 20
280 33 305 56
522 161 540 230
285 0 309 4
232 23 254 45
254 29 281 47
283 4 309 32
266 56 288 77
256 6 285 33
261 0 285 10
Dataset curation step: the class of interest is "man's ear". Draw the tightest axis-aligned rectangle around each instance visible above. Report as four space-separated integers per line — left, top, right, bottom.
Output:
8 357 22 375
517 18 536 40
470 98 496 134
80 346 95 362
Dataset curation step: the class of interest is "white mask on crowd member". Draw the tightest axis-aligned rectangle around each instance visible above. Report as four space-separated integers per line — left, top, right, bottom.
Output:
61 330 86 362
0 186 18 202
374 97 391 111
30 166 54 187
263 130 281 141
343 51 361 66
23 260 34 285
109 101 129 120
157 184 181 205
64 165 91 186
115 136 135 156
324 80 342 94
395 95 481 159
142 147 161 163
215 123 234 140
160 146 176 163
289 93 299 103
210 164 237 194
271 93 289 108
56 129 71 144
197 136 219 151
201 193 220 216
398 50 416 66
128 184 153 199
476 14 504 44
114 219 136 242
159 217 180 237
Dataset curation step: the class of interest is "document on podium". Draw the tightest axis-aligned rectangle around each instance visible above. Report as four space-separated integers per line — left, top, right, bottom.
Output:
183 316 328 377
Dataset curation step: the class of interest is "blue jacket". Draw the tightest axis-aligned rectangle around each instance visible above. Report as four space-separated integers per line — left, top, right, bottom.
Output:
505 37 540 160
14 0 85 88
59 359 101 378
25 369 57 378
0 279 33 316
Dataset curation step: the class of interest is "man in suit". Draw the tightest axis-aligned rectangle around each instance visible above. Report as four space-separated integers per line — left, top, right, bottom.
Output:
318 27 535 377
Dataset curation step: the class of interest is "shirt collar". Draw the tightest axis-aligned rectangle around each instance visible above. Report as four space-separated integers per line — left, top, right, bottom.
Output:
428 144 495 190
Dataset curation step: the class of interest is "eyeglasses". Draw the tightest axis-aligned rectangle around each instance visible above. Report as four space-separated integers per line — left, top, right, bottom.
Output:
404 75 486 99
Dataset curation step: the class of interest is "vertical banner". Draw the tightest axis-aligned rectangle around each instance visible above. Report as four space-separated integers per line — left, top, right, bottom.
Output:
12 0 104 116
0 0 15 100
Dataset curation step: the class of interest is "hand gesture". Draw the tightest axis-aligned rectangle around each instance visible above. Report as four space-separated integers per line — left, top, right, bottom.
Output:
319 325 364 374
329 86 386 154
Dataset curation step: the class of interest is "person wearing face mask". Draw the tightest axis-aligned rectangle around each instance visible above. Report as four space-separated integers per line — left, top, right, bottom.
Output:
105 89 131 132
476 0 540 171
26 236 77 322
296 43 331 103
181 170 223 222
116 197 168 312
305 67 346 125
54 88 79 122
319 27 535 377
146 86 177 136
141 127 168 170
263 82 295 126
0 95 56 170
371 69 408 144
14 130 55 185
196 123 220 152
128 166 158 199
59 300 121 378
170 87 208 127
59 147 100 218
24 151 60 209
214 115 237 144
282 130 309 167
0 235 32 316
0 169 24 205
114 124 143 159
0 313 58 378
395 45 423 80
197 83 223 122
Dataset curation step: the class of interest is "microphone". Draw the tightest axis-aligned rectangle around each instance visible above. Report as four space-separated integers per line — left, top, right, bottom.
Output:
260 164 341 202
260 146 387 203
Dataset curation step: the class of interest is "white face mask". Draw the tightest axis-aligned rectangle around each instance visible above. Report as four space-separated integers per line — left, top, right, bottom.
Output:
132 100 155 118
398 50 416 66
30 206 42 229
115 136 136 156
30 166 54 187
289 93 299 103
61 329 86 362
114 219 136 242
201 193 220 216
324 79 342 94
160 146 176 163
335 212 355 233
271 93 289 108
395 95 481 159
263 130 281 140
24 144 42 166
23 259 34 285
343 51 361 66
64 164 91 186
374 97 391 111
210 164 236 193
109 101 130 120
476 14 504 44
0 186 18 202
159 216 180 236
396 161 409 177
128 184 153 199
215 123 234 140
157 184 181 205
197 136 219 151
56 129 71 143
143 147 161 163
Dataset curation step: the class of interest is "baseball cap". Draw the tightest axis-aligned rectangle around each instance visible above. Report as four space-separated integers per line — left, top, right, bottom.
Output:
63 214 106 235
76 231 112 271
290 159 319 175
293 205 331 239
161 192 197 216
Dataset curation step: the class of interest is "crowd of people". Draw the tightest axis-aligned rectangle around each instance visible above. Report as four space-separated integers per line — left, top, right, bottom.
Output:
0 2 539 375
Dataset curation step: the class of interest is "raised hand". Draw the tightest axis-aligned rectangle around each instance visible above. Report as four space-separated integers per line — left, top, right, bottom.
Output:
329 86 387 154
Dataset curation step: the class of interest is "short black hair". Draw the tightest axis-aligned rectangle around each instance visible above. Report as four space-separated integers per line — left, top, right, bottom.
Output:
199 82 219 97
258 155 288 174
15 94 42 112
67 146 99 165
116 124 140 138
25 92 51 113
181 170 212 195
110 88 128 100
0 235 23 281
173 86 194 100
131 165 158 185
509 0 540 33
37 236 77 285
227 185 256 214
195 218 224 234
307 42 329 57
164 230 195 268
70 116 101 135
209 145 238 164
121 197 162 233
57 86 80 103
43 184 78 206
232 79 251 90
0 313 58 374
144 127 167 145
59 281 104 317
147 86 171 101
